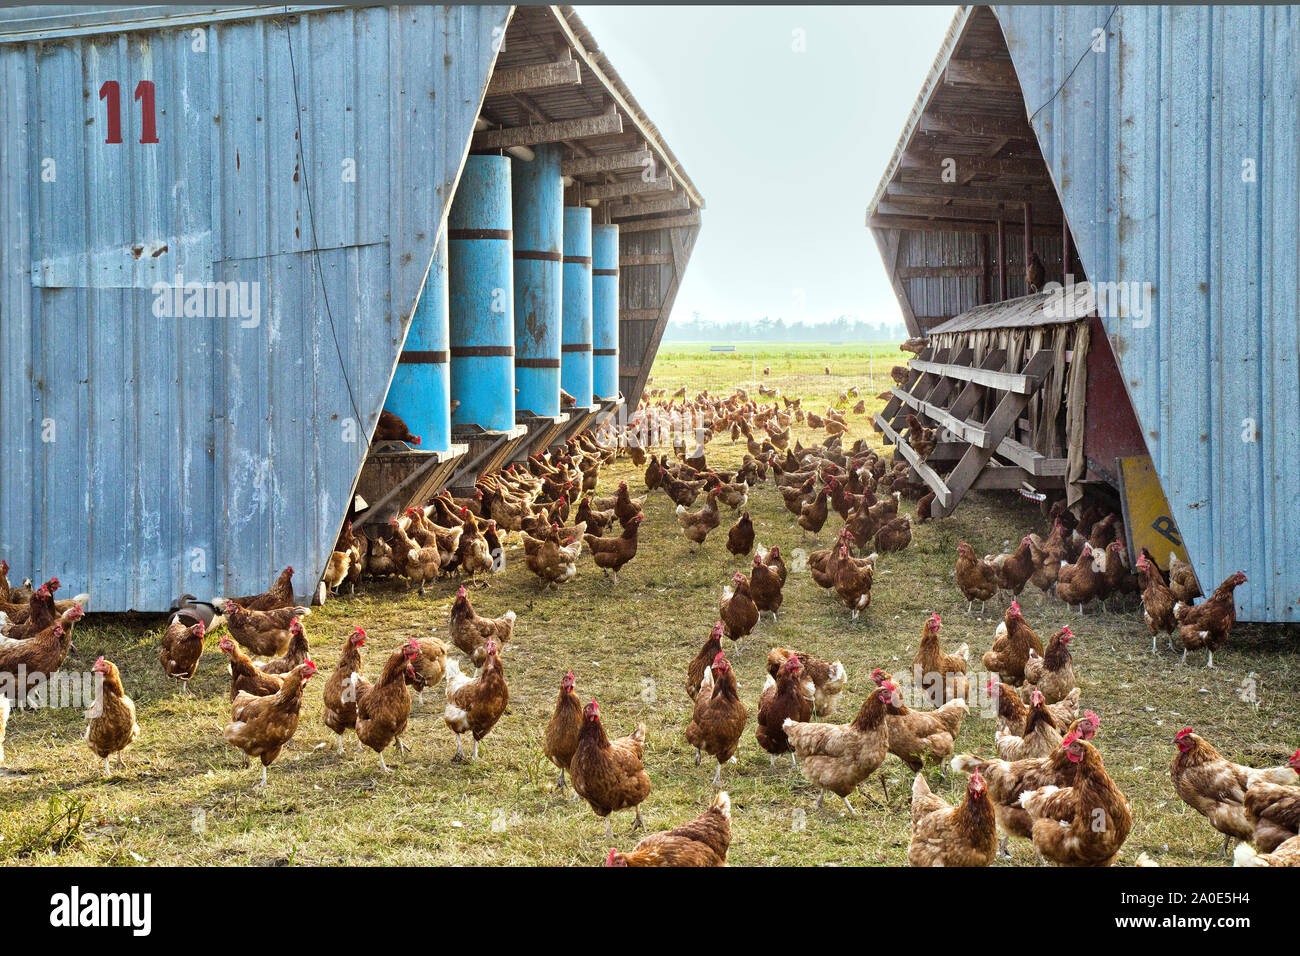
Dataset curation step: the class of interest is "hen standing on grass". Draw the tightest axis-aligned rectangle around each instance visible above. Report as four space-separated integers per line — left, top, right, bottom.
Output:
685 652 748 786
443 639 510 762
570 698 652 839
544 669 582 794
86 657 139 776
356 640 420 771
1173 570 1247 668
322 627 368 753
784 682 894 812
222 660 317 788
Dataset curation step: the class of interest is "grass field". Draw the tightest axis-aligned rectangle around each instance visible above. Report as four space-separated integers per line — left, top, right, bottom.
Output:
2 342 1296 867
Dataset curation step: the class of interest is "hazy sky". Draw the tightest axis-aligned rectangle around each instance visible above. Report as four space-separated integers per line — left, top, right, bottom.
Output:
578 5 957 326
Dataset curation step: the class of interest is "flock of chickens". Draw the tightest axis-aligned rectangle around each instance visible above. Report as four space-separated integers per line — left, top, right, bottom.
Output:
0 360 1295 868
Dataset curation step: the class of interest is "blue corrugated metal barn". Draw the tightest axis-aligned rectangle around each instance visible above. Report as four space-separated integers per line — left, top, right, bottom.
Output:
0 4 703 612
867 4 1298 623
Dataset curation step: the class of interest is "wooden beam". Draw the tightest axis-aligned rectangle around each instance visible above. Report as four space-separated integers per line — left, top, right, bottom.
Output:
909 358 1035 393
621 309 660 322
562 148 652 177
486 59 580 97
900 150 1049 181
887 180 1055 205
867 215 1061 237
616 211 701 234
876 199 1060 225
584 176 673 201
607 193 691 218
619 253 674 267
472 106 622 150
919 110 1034 139
943 59 1020 88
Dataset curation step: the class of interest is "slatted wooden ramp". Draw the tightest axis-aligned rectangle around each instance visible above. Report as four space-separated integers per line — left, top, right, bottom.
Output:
876 345 1066 517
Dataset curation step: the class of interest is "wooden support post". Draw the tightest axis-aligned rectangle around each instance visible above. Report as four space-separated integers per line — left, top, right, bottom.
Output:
978 234 989 304
1023 201 1032 279
996 218 1007 301
1062 222 1072 282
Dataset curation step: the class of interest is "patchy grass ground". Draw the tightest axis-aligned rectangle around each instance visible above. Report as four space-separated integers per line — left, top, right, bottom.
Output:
2 341 1296 867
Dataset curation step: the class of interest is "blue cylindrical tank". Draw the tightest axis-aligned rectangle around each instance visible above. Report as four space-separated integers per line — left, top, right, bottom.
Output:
511 145 563 417
449 154 515 432
561 206 593 407
383 237 452 452
592 223 620 401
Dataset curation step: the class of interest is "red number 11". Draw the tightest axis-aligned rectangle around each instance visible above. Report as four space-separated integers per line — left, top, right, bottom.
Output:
98 80 159 144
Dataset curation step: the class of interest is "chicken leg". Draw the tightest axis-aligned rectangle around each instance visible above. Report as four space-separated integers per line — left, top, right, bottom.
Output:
632 807 645 832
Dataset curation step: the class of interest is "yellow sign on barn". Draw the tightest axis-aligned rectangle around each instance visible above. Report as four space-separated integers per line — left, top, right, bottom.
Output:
1117 455 1192 572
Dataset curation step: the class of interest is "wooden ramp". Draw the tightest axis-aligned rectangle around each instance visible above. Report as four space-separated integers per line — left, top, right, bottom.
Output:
876 346 1065 517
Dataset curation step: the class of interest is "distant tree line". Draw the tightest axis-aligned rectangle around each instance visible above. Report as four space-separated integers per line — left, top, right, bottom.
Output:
661 313 907 344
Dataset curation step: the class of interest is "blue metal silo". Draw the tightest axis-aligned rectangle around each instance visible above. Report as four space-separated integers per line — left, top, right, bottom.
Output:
511 144 563 418
384 238 452 452
591 223 620 401
561 206 594 408
449 154 516 433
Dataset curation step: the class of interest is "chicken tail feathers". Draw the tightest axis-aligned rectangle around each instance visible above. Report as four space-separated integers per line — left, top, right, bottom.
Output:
951 753 985 774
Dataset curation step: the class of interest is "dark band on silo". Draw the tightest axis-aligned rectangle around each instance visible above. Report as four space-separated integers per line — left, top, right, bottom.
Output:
514 249 563 262
516 358 562 369
398 350 450 364
563 255 593 265
449 228 512 241
561 343 592 353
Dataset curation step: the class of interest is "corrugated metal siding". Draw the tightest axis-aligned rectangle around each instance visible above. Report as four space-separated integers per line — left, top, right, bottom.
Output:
898 230 1065 327
0 4 511 611
998 4 1300 622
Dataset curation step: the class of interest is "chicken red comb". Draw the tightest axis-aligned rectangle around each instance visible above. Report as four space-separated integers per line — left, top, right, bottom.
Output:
1061 730 1082 748
353 626 366 636
95 655 105 666
711 621 724 634
194 621 205 635
457 585 467 598
1084 710 1100 726
1175 727 1194 740
1062 625 1073 636
565 669 574 682
1290 748 1300 765
1010 600 1021 614
1030 689 1045 705
605 848 619 866
930 612 941 625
